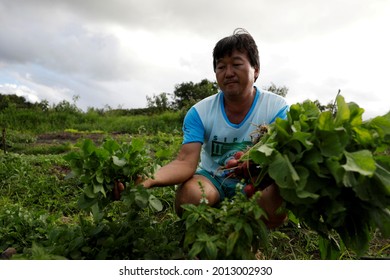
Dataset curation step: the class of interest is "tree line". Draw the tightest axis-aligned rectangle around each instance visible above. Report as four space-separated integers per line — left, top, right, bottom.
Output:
0 79 293 116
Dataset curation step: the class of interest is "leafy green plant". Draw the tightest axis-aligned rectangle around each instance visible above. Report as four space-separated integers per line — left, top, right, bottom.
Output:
0 153 80 214
64 137 156 218
0 204 58 253
36 187 181 260
181 183 269 259
244 95 390 258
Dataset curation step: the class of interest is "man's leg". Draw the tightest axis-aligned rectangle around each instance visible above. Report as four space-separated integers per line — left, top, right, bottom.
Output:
257 183 287 228
175 174 220 216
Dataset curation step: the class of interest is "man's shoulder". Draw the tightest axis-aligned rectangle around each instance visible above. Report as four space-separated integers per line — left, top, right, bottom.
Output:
258 88 288 106
193 92 221 109
259 88 286 100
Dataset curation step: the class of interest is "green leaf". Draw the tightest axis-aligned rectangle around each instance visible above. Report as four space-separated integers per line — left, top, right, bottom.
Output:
243 223 253 244
302 148 325 177
288 103 303 121
95 170 104 184
196 232 211 242
295 167 319 200
253 205 266 219
374 162 390 195
185 213 200 229
102 138 120 153
318 235 342 260
112 156 126 167
302 100 321 118
257 143 274 157
80 139 96 155
226 231 239 256
188 242 204 259
317 129 349 158
342 150 376 176
269 153 300 186
273 118 292 144
325 158 345 184
135 191 149 208
369 208 390 238
291 131 313 150
84 184 96 198
249 143 275 166
93 183 106 197
148 195 163 212
94 148 110 161
155 149 172 159
91 203 103 221
348 102 364 126
131 138 145 151
77 194 97 210
352 126 373 146
234 220 243 232
205 241 218 259
317 111 335 131
335 95 350 126
368 115 390 138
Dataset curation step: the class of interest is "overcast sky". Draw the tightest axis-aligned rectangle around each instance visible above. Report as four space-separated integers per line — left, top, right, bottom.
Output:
1 0 389 119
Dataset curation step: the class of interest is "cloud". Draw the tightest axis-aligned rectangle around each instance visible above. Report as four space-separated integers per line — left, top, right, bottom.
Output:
0 0 389 119
0 83 40 103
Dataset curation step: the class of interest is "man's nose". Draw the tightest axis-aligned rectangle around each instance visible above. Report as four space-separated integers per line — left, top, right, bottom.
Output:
225 64 235 77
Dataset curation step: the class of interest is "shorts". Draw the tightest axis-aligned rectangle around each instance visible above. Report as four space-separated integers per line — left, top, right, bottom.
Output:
195 168 243 201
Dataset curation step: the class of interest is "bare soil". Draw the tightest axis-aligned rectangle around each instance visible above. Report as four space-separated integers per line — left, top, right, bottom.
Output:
36 132 106 144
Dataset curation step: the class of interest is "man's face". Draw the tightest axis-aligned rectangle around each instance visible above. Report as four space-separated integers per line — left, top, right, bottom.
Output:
215 49 259 98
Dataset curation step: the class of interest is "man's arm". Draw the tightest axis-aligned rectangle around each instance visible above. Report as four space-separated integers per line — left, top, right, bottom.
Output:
143 142 202 188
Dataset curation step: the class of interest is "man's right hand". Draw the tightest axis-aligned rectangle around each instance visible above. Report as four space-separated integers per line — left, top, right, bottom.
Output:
112 180 125 200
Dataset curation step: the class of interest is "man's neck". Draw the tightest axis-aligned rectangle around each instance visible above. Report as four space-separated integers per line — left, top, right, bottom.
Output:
224 87 256 124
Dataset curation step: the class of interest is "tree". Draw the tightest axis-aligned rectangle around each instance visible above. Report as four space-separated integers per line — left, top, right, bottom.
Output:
146 92 171 112
0 93 34 110
171 79 218 110
265 82 289 97
313 90 341 113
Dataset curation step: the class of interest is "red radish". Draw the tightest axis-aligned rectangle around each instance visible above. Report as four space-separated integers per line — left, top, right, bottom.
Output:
234 151 245 160
243 183 255 198
225 158 238 168
117 181 125 192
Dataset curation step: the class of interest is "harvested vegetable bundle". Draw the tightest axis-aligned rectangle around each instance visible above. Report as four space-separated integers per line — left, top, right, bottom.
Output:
246 95 390 256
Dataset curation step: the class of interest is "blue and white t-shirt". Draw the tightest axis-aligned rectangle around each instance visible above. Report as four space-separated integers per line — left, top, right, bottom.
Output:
182 87 288 176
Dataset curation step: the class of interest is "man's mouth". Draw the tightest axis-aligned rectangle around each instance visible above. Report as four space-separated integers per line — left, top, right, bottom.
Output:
224 80 238 85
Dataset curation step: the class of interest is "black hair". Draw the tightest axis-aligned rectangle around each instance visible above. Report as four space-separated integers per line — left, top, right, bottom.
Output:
212 28 260 73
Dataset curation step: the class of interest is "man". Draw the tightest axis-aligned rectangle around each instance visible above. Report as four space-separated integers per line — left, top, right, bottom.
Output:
143 28 289 228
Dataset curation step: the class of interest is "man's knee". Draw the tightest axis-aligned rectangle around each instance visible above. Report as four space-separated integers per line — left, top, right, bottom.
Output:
174 176 220 217
174 181 201 216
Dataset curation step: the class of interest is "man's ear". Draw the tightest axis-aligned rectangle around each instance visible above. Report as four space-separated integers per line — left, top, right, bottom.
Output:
254 67 260 81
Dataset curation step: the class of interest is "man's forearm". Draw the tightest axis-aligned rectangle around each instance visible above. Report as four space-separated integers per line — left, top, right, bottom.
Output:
143 160 197 188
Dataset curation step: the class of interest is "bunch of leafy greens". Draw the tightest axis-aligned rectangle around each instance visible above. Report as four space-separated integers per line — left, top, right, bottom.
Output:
64 138 158 219
248 95 390 257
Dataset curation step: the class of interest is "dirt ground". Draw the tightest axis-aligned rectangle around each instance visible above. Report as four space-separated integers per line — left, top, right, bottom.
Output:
36 132 106 144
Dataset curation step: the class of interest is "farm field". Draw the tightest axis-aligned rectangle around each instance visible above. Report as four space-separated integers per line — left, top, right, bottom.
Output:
0 128 390 260
1 126 389 260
